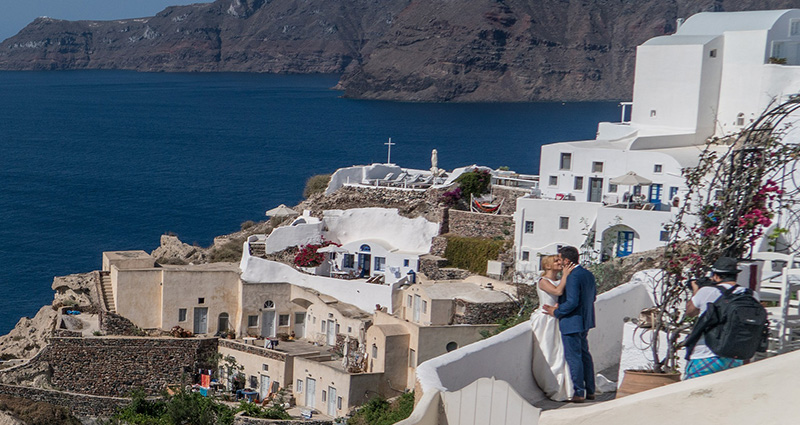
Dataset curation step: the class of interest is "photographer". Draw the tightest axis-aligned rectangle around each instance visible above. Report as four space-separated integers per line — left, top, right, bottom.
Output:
684 257 760 380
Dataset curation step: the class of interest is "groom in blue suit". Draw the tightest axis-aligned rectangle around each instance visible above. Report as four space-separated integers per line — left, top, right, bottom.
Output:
543 246 597 402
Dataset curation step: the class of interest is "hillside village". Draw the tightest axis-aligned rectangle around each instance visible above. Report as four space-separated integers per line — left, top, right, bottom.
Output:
2 8 800 425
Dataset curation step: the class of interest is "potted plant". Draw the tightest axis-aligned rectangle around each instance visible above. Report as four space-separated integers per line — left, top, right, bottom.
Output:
618 98 800 396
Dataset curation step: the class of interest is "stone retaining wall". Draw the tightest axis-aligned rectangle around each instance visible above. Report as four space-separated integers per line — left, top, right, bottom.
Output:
218 339 287 361
99 311 145 336
447 210 514 240
233 414 332 425
490 186 528 215
418 256 471 281
0 384 129 417
1 337 219 397
453 300 518 325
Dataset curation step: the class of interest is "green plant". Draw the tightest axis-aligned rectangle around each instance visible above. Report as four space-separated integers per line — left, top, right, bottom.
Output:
443 236 507 275
497 166 510 171
111 389 236 425
769 56 787 64
304 174 331 198
454 169 491 201
240 220 256 231
237 390 291 419
347 392 414 425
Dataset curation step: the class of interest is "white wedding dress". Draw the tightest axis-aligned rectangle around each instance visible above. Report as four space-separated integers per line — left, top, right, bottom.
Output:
530 277 573 401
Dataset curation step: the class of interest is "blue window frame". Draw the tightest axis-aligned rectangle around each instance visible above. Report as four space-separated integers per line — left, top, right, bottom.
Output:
649 184 662 204
374 257 386 272
669 186 679 200
617 231 634 257
359 244 371 252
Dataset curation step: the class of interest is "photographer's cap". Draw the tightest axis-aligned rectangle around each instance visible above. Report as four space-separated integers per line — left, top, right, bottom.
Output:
711 257 740 274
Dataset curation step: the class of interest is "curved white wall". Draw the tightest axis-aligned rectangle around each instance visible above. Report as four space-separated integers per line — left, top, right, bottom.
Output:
264 222 324 254
324 208 439 253
240 246 394 314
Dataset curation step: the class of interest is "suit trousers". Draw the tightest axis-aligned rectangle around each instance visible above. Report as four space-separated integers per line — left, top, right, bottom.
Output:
561 331 595 398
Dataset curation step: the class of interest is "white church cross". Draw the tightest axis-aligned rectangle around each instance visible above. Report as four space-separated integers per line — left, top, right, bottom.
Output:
385 138 395 165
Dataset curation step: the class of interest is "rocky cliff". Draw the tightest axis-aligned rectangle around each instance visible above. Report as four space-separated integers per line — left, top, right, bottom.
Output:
1 0 797 101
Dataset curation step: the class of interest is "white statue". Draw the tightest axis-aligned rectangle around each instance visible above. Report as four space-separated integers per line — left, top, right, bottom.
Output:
431 149 440 176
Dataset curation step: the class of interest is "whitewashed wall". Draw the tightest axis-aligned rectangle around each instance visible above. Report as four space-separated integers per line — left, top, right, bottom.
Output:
240 246 395 314
263 222 324 254
324 208 439 253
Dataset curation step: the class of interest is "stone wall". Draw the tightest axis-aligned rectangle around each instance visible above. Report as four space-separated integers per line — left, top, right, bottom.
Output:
447 210 514 240
418 256 471 281
99 310 145 336
429 236 448 257
218 339 287 362
490 186 528 215
0 384 129 417
1 337 219 397
233 414 332 425
452 300 518 325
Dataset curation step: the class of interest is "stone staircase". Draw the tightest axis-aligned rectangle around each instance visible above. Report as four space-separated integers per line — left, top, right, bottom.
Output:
99 271 116 313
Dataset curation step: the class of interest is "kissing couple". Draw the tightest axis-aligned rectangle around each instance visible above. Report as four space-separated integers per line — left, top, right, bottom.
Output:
531 246 597 402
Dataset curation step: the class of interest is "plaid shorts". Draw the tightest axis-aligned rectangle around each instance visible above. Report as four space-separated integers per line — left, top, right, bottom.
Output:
685 356 743 380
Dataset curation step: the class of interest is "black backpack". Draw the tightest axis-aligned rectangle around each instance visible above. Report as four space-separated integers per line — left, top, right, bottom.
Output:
684 285 769 360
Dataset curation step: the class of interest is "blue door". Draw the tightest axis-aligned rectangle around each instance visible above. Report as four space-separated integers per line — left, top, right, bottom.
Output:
617 231 634 257
648 184 663 204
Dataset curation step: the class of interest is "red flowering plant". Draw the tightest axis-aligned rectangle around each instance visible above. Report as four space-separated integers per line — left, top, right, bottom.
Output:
293 239 341 269
648 98 800 373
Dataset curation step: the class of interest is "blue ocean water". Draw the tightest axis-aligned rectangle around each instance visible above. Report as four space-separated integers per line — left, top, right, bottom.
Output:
0 71 619 334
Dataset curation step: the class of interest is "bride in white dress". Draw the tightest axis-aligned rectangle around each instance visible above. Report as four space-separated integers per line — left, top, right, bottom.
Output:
531 255 575 401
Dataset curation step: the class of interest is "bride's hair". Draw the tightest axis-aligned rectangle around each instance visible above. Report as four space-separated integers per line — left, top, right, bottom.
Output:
541 255 559 271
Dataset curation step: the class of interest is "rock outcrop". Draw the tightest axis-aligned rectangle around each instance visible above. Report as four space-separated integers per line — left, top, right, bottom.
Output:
1 0 798 101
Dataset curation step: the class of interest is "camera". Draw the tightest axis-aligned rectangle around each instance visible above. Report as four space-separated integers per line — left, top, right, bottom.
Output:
687 276 714 289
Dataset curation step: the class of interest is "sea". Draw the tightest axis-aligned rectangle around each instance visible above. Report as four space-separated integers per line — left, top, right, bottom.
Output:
0 71 619 334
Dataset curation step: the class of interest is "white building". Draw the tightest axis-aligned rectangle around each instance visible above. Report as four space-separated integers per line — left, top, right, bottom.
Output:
515 9 800 276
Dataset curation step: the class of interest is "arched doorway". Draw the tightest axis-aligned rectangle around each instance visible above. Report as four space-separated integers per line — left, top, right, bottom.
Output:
601 225 638 259
217 312 229 334
358 244 371 278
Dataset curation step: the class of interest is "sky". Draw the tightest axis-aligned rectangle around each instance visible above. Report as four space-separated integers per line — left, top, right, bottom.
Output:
0 0 214 42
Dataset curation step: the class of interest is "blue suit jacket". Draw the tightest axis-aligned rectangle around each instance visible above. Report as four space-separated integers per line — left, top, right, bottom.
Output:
554 265 597 334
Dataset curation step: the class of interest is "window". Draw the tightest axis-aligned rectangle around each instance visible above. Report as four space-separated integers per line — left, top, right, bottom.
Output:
249 375 258 388
559 217 569 230
446 342 458 352
347 326 352 333
198 298 205 304
773 41 785 58
633 185 641 196
559 153 572 170
178 308 187 322
248 315 258 327
650 110 657 117
709 49 717 58
336 324 340 334
407 295 412 307
264 300 274 309
296 380 303 393
549 175 558 186
609 183 618 193
574 176 584 190
422 300 428 314
654 164 662 173
338 396 343 410
409 349 417 367
374 257 386 272
522 251 530 261
669 186 679 200
278 314 290 326
262 364 268 371
592 161 604 173
736 113 745 126
660 231 670 242
524 221 535 234
359 244 371 252
321 321 326 332
403 259 410 267
343 254 354 268
792 19 800 36
322 390 327 403
372 344 378 359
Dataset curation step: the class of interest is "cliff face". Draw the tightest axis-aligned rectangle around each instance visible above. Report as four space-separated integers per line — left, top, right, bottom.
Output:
0 0 797 101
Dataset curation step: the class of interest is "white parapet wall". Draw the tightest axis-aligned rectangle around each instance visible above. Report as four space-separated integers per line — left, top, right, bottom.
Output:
240 242 395 314
263 221 324 254
539 349 800 425
402 273 658 425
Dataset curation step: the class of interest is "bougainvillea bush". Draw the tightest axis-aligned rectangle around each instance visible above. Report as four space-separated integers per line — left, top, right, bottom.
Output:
293 240 340 268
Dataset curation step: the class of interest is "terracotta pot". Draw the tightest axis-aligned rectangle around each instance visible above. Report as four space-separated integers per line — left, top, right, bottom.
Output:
616 370 681 398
